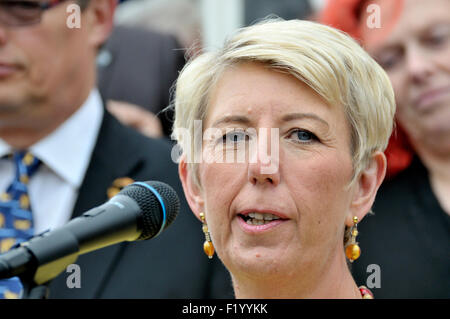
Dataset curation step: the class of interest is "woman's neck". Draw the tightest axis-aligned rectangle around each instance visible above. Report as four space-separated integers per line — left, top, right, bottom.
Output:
231 251 362 299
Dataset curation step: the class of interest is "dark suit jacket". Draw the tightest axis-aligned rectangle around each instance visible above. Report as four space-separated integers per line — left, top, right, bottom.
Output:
351 157 450 298
47 110 233 298
97 26 185 137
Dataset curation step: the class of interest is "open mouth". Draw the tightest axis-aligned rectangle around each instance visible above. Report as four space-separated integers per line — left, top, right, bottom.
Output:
238 212 285 226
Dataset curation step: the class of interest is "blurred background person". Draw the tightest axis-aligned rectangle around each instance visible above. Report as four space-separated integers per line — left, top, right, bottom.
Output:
102 0 200 138
97 25 185 137
320 0 450 298
0 0 232 298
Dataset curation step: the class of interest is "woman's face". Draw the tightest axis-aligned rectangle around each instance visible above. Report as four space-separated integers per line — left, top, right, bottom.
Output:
186 62 361 281
360 0 450 152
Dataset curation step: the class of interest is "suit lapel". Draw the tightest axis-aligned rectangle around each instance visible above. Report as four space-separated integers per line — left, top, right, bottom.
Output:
49 110 145 298
72 108 146 216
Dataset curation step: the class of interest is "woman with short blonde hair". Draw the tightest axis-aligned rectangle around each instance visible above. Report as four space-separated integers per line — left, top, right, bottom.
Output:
174 19 395 298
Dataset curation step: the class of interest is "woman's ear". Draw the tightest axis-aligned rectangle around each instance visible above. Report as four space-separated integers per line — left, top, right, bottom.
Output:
346 151 387 226
179 155 204 221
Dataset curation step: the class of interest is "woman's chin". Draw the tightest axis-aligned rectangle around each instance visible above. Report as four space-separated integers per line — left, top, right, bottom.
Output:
217 220 299 277
220 245 293 280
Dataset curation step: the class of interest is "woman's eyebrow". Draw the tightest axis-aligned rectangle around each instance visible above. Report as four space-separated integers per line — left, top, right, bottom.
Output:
211 115 251 127
282 113 329 128
211 113 330 128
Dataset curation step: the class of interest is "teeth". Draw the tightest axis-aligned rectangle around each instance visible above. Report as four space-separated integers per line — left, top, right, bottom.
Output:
254 213 263 220
244 212 281 225
248 212 280 220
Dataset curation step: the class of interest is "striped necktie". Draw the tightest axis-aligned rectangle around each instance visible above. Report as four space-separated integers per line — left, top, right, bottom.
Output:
0 151 41 299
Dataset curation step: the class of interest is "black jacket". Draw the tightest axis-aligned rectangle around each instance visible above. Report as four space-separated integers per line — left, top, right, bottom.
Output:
351 157 450 298
48 111 233 298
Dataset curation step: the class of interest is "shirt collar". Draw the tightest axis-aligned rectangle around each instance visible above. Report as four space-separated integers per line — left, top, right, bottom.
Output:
0 89 104 188
0 139 11 158
33 89 104 188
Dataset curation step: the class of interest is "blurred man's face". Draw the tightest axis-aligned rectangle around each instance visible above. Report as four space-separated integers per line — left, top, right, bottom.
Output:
0 0 111 129
360 0 450 153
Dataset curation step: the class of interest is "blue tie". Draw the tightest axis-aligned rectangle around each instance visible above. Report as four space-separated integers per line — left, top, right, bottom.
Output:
0 151 41 299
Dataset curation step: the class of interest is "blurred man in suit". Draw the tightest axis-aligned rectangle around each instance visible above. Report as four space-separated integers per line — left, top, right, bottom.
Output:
97 25 186 137
0 0 232 298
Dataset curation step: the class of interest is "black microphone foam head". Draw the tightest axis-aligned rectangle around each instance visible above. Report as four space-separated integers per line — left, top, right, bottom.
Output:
118 181 179 240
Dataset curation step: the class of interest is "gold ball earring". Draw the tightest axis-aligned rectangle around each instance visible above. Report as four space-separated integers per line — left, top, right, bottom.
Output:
345 216 361 262
200 212 214 259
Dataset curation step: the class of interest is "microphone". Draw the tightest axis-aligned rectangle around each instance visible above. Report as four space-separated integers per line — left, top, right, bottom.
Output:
0 181 179 286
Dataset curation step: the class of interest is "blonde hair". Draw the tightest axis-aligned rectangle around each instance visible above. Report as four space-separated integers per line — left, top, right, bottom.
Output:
172 18 395 187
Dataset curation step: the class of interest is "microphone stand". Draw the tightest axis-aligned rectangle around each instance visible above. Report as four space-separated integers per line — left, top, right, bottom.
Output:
20 273 50 299
22 281 49 299
0 228 79 299
0 248 50 299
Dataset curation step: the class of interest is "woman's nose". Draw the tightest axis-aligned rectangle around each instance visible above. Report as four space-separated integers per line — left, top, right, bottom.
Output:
247 128 280 186
248 167 280 185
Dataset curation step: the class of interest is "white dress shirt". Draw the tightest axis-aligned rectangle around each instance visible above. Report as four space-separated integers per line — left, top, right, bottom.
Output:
0 89 104 234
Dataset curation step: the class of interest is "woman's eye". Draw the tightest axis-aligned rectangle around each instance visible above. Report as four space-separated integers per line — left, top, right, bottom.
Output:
222 131 249 144
288 129 317 143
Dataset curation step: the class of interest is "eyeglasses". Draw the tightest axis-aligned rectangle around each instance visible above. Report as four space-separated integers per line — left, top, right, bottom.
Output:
0 0 67 27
